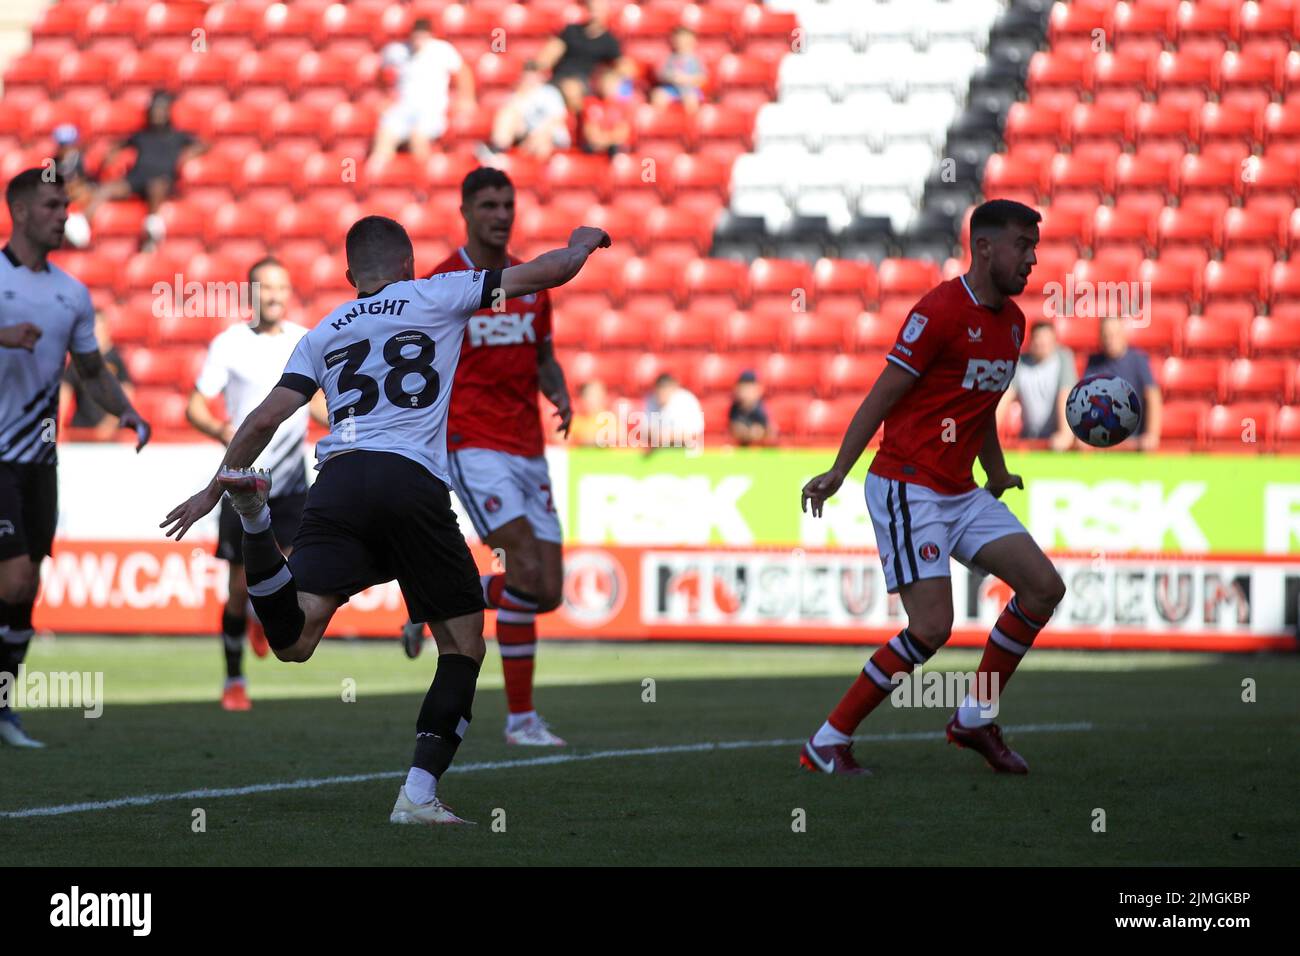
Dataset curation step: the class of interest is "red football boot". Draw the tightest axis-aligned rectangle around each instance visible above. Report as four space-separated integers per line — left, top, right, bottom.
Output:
945 717 1029 774
247 618 269 659
799 736 871 776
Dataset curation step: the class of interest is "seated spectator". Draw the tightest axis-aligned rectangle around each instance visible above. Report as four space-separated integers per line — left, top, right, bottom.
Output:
1085 315 1162 451
569 380 611 446
652 27 707 113
645 373 703 450
998 320 1076 451
60 311 132 440
728 369 772 446
84 91 205 252
537 0 632 113
53 124 93 248
481 61 572 162
580 69 633 156
370 19 475 171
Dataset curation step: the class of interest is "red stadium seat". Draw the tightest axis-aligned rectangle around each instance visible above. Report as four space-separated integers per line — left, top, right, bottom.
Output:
621 257 678 309
757 353 820 395
1091 50 1153 93
820 354 875 399
1241 0 1298 42
1093 206 1155 256
680 258 749 308
1247 317 1300 357
749 258 812 304
813 258 876 307
1175 0 1238 42
1204 261 1264 305
1223 357 1292 403
1223 208 1282 255
1048 154 1113 198
983 153 1047 199
1028 51 1090 94
804 397 861 444
692 353 759 396
644 205 711 256
1182 309 1249 356
713 53 778 97
1277 404 1300 451
1069 103 1129 146
718 310 783 351
1262 100 1300 148
1003 102 1066 146
1157 207 1220 251
1178 154 1238 199
1161 356 1224 402
1206 402 1275 450
1127 309 1183 357
660 310 717 351
851 312 899 353
877 259 941 299
1270 261 1300 305
1159 400 1208 446
788 310 848 352
1198 102 1258 148
594 309 658 352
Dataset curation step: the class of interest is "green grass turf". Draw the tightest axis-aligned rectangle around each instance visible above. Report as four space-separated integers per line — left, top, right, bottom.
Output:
2 637 1295 866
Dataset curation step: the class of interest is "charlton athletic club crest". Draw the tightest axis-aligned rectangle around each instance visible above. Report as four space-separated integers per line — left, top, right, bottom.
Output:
918 542 940 562
484 495 502 514
1011 324 1022 351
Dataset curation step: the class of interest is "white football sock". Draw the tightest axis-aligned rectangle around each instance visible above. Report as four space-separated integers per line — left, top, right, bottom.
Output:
812 721 852 747
506 710 538 731
404 767 437 805
955 693 994 729
239 504 271 534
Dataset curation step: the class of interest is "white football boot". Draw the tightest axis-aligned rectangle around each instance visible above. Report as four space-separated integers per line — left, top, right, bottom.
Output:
217 466 271 516
0 712 45 748
504 713 567 747
400 620 426 660
389 787 473 825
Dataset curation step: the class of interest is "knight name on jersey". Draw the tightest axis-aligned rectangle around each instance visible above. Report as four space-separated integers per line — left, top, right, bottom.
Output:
467 311 536 347
961 358 1015 392
330 297 411 331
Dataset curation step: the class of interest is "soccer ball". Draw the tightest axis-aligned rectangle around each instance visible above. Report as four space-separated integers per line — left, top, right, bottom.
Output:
1065 374 1142 447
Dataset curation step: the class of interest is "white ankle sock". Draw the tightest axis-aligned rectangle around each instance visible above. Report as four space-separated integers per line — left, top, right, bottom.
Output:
239 504 271 534
812 721 851 747
506 710 538 731
955 693 994 729
404 767 437 804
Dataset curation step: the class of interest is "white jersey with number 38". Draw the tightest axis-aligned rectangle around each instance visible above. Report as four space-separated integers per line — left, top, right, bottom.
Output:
280 269 498 484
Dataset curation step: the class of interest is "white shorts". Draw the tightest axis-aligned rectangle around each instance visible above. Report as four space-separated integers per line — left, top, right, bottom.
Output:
380 100 448 141
448 448 562 544
865 472 1028 593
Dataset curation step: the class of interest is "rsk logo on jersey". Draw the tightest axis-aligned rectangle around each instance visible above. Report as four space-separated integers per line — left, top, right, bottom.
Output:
961 358 1015 392
467 312 536 347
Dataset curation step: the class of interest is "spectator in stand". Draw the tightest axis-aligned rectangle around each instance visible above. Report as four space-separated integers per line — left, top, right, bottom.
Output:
646 373 703 450
53 124 93 248
369 18 475 171
652 27 707 113
536 0 632 113
569 380 612 446
60 311 132 440
1085 315 1162 451
997 320 1076 451
580 69 633 156
83 91 206 252
480 60 572 162
728 369 772 446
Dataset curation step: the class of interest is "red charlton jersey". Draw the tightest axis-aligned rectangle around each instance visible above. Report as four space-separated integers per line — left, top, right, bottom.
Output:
433 247 552 458
869 276 1026 495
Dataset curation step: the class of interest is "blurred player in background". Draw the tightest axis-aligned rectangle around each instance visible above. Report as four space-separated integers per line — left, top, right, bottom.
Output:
399 168 573 748
0 169 151 748
187 257 326 711
800 199 1066 776
162 216 610 824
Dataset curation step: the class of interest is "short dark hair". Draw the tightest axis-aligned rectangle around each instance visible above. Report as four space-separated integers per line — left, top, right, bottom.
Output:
345 216 412 280
411 18 432 33
248 255 285 285
654 373 677 389
970 199 1041 238
6 167 63 211
461 166 514 203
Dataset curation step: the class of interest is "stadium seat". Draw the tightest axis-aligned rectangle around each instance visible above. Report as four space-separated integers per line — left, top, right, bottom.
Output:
1161 356 1224 402
718 310 783 352
1182 309 1248 356
1206 402 1276 450
1027 51 1090 95
680 257 749 309
787 309 848 352
1277 405 1300 452
1223 357 1292 403
1204 261 1264 305
758 353 820 395
852 312 900 353
1157 207 1220 251
594 310 658 352
1247 317 1300 357
1003 102 1066 147
804 397 861 444
820 354 874 399
1159 400 1208 446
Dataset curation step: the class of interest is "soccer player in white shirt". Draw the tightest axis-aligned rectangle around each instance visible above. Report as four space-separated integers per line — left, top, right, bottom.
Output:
162 215 610 824
187 257 327 711
0 169 152 749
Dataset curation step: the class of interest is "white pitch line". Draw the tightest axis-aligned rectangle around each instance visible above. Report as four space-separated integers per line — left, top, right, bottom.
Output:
0 721 1092 820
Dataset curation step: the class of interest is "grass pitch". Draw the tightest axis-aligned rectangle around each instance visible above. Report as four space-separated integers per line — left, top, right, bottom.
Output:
2 636 1295 866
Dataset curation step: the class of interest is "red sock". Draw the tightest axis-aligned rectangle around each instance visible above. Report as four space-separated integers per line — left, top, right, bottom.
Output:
494 585 539 715
828 630 933 735
974 596 1048 702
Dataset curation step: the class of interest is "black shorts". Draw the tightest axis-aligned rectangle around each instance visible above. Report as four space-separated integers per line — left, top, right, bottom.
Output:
288 451 485 624
0 462 58 562
216 492 306 563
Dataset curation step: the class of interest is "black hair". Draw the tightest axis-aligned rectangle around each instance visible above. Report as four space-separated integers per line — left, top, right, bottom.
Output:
345 216 413 280
461 166 514 203
970 199 1042 238
5 167 62 211
248 255 285 286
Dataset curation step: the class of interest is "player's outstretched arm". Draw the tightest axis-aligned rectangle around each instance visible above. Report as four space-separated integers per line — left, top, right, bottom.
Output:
499 227 611 300
801 361 917 517
71 349 151 451
160 386 307 541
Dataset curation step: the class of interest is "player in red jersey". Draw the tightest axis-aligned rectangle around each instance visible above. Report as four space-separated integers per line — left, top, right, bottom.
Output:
799 199 1067 775
398 167 573 747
